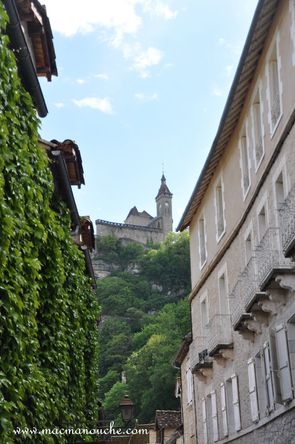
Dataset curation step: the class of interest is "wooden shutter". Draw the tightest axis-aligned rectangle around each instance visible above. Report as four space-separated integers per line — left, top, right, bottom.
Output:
211 391 219 442
220 383 228 437
202 397 208 444
269 332 281 405
247 358 259 422
275 324 293 402
263 342 275 409
186 366 193 404
231 374 241 431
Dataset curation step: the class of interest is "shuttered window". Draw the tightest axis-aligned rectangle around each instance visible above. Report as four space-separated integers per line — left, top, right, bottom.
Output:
211 390 219 442
273 324 293 403
263 342 275 410
220 383 228 437
231 374 241 431
202 397 208 444
247 358 259 422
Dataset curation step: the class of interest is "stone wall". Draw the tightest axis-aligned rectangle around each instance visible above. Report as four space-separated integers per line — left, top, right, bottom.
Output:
227 406 295 444
96 220 164 245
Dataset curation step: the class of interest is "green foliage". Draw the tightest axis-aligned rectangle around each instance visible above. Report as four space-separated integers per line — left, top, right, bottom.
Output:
125 300 191 422
0 5 99 442
95 236 145 272
140 232 191 295
103 382 128 424
96 233 191 422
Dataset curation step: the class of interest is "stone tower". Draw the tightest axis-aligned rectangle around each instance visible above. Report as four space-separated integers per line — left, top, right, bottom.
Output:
155 174 173 237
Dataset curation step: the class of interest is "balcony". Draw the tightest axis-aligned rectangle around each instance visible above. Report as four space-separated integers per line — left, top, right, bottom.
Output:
279 185 295 258
206 314 233 357
190 336 212 380
255 227 294 290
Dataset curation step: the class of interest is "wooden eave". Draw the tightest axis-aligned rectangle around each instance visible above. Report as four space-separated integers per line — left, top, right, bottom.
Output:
177 0 279 232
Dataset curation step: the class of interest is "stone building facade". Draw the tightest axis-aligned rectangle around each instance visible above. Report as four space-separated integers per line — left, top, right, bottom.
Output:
96 175 173 245
177 1 295 443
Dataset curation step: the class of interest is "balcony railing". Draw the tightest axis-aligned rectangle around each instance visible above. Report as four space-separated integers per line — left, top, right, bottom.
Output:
279 185 295 257
190 335 207 370
255 227 293 290
230 273 251 330
206 314 233 356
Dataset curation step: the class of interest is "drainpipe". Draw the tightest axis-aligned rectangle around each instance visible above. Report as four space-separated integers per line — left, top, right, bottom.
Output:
3 0 48 117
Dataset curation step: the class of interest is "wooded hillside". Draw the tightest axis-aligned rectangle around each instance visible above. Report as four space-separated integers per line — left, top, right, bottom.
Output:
94 232 191 423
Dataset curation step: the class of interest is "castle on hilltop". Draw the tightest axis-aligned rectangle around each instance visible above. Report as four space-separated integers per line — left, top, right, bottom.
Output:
95 175 173 245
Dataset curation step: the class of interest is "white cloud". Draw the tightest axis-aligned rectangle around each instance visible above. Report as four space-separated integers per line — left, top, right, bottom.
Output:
94 73 109 81
134 92 159 102
143 1 178 20
54 102 65 108
211 85 224 97
43 0 177 37
128 46 163 77
76 78 86 84
72 97 113 114
43 0 175 77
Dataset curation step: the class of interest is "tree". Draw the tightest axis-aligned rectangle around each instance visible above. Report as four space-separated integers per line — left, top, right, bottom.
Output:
125 299 190 422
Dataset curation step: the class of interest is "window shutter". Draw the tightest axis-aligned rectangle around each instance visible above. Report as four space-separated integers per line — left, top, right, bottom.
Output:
269 332 282 404
186 366 193 404
231 374 241 431
275 324 293 402
202 397 208 444
211 391 219 442
220 383 228 437
263 342 275 409
247 358 259 422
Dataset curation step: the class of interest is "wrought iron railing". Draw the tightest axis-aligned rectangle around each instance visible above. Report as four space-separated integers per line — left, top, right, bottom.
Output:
206 314 232 355
255 227 292 288
229 279 244 327
190 335 207 369
279 185 295 256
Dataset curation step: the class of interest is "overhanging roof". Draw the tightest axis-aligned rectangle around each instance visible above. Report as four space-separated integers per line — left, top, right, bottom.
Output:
177 0 279 232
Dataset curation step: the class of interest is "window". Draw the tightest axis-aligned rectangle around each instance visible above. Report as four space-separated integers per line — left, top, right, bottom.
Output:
257 197 268 242
198 215 207 268
274 170 286 209
240 127 251 196
225 375 241 435
202 397 208 444
220 383 228 438
269 324 294 404
200 293 209 334
215 178 225 240
252 89 264 169
231 375 241 432
245 232 253 264
210 391 219 442
218 267 229 315
247 358 259 422
263 343 275 412
186 360 193 405
268 39 282 132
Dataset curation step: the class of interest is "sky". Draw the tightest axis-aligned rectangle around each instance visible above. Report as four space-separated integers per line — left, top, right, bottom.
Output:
39 0 259 229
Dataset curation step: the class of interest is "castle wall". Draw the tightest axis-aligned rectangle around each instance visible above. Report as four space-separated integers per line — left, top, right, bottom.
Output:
96 220 165 245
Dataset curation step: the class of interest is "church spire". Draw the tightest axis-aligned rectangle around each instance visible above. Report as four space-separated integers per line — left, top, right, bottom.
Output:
156 173 172 199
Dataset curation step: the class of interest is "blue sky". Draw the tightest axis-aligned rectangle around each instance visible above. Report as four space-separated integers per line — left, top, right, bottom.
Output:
40 0 258 228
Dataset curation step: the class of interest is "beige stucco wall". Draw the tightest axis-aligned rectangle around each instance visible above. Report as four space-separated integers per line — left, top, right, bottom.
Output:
180 352 197 444
186 1 295 443
189 0 295 289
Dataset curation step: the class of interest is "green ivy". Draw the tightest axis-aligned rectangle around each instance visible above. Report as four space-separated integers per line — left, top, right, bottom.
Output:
0 3 99 442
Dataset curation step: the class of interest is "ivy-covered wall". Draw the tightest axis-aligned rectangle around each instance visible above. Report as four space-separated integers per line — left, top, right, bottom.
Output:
0 4 99 443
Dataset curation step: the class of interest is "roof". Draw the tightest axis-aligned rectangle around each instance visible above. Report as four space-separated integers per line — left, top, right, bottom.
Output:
126 206 153 219
177 0 279 231
15 0 57 80
173 332 192 368
50 139 85 188
156 174 173 200
155 410 182 430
